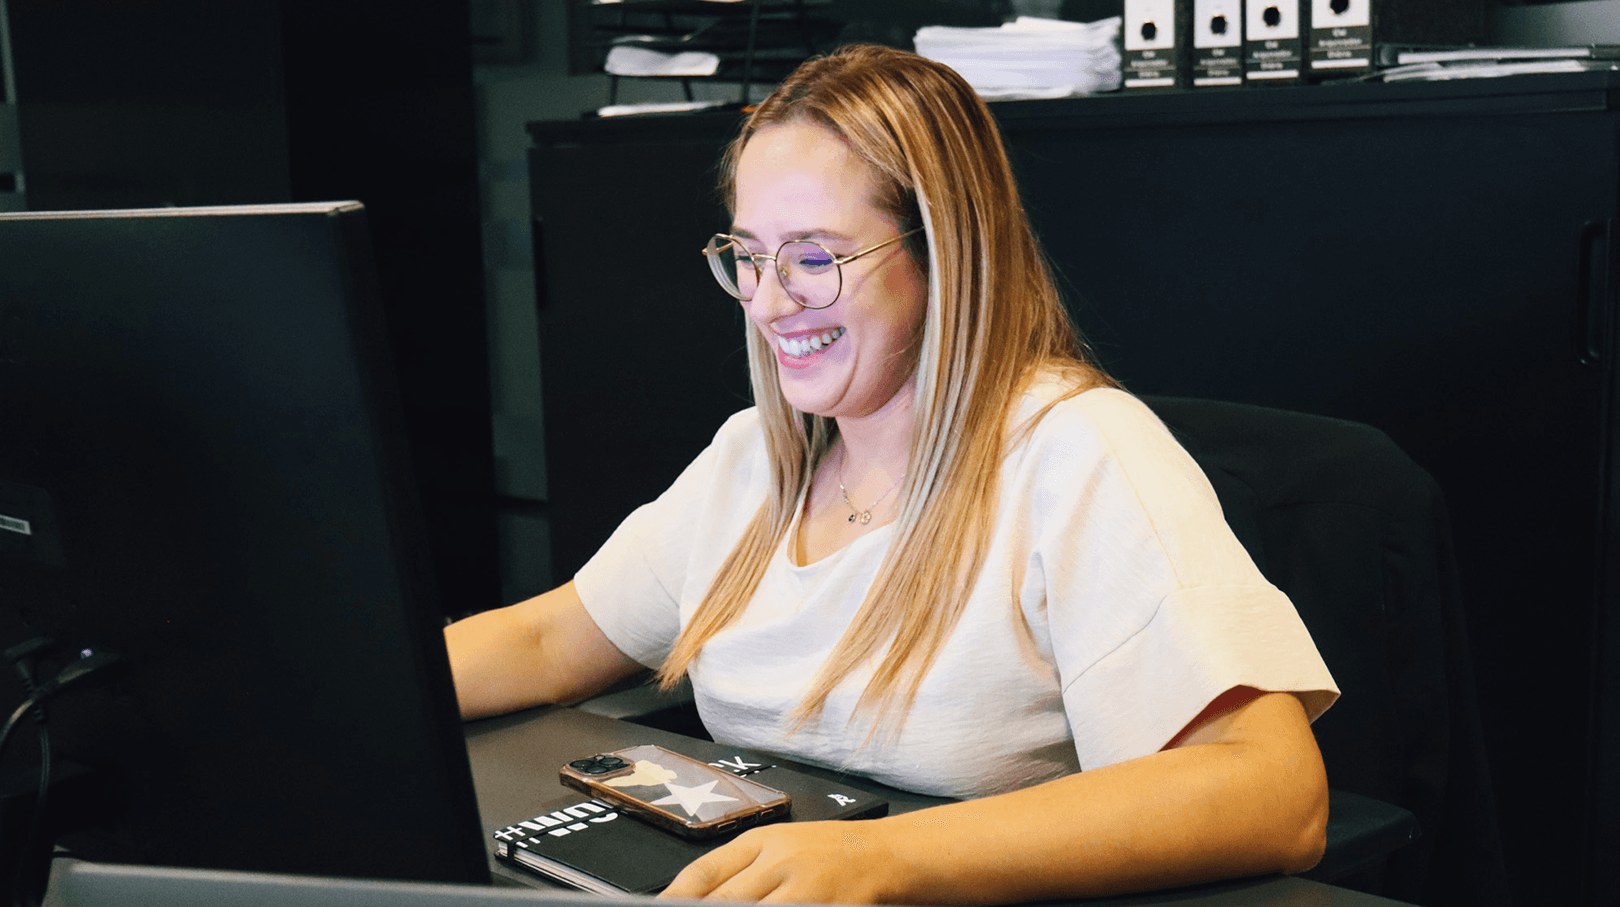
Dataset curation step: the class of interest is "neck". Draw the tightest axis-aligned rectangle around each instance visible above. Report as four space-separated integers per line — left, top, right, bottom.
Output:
832 376 916 481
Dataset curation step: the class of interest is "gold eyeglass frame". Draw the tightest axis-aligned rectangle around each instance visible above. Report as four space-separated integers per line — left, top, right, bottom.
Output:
702 228 922 310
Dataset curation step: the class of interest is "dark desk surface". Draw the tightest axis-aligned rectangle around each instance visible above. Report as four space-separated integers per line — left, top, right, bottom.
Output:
464 707 1415 907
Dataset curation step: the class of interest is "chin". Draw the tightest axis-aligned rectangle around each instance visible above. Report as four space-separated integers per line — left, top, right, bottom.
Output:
777 375 847 419
781 390 839 419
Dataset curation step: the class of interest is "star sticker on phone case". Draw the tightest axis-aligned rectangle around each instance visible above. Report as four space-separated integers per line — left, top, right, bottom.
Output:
602 760 679 788
652 780 739 817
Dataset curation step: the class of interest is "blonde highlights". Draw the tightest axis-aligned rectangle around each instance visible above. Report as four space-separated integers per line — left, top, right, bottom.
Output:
658 45 1113 734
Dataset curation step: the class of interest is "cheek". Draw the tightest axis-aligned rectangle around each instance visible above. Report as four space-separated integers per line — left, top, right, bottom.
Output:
886 267 929 344
743 301 768 332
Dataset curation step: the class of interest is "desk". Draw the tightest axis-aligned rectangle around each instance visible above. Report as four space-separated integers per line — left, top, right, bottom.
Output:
464 706 1415 907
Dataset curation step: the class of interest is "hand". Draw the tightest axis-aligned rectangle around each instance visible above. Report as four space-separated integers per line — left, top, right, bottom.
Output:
660 820 902 903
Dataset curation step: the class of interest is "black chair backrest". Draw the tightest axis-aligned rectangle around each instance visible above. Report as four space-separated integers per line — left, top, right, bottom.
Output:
1142 396 1509 907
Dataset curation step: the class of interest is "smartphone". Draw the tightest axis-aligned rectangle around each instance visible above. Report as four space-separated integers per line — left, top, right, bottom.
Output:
559 744 791 839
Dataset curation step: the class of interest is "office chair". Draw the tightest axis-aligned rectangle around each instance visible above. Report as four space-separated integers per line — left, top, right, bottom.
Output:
1141 396 1510 907
581 395 1509 906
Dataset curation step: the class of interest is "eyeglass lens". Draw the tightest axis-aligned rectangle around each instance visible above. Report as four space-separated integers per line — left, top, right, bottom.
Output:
709 237 844 309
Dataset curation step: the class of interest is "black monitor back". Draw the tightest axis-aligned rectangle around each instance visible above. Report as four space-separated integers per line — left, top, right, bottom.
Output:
0 203 489 884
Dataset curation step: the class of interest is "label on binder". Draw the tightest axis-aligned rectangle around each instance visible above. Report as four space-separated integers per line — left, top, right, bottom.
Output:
1245 1 1302 81
1193 0 1244 86
1124 0 1180 88
1309 0 1372 71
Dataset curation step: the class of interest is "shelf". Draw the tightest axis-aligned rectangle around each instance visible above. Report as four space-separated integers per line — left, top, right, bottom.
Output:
989 68 1620 130
575 0 843 83
531 69 1620 142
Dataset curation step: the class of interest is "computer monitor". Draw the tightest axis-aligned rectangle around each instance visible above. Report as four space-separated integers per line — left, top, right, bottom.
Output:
0 204 490 886
57 862 592 907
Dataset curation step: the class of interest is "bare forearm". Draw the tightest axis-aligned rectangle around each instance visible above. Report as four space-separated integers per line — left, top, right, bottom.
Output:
444 601 550 719
870 722 1327 903
444 582 642 720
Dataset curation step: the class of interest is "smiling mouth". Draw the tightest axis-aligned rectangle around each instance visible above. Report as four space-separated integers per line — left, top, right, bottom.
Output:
777 327 846 359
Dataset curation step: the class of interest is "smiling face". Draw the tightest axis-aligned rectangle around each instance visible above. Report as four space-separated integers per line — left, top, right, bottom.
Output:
732 121 928 422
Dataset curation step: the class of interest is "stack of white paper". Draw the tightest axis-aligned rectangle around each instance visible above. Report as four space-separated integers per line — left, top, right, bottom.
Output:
605 45 721 78
1381 58 1614 82
597 100 728 118
914 16 1122 100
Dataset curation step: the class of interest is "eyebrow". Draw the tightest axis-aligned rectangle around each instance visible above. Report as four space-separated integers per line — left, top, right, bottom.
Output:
730 227 857 244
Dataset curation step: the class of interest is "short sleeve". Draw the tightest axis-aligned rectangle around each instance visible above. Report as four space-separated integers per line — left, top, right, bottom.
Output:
1028 391 1339 770
574 409 770 669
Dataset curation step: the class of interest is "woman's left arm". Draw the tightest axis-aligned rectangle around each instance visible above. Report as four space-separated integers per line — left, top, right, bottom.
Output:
660 687 1327 904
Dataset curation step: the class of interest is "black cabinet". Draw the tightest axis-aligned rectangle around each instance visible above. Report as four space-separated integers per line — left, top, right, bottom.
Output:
528 72 1620 906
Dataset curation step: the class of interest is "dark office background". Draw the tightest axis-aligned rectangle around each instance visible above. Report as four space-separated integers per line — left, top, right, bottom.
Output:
1 2 1615 906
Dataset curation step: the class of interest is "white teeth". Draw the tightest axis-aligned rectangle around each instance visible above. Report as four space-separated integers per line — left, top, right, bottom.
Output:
777 327 845 358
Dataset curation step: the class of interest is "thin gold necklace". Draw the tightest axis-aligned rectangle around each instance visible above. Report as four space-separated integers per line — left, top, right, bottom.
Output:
837 454 904 525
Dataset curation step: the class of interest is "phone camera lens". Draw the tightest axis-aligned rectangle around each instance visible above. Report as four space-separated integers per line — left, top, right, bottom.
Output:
571 754 629 774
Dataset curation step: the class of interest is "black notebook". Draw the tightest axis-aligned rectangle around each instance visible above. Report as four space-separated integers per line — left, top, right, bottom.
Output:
493 751 888 894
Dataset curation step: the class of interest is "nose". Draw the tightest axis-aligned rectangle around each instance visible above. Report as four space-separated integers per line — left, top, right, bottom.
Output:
747 259 808 319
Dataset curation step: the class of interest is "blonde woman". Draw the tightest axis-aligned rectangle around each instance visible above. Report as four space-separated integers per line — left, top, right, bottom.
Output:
447 45 1338 903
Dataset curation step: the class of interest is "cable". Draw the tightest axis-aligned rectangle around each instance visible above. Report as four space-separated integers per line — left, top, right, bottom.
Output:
30 653 121 703
0 636 52 759
0 651 124 907
0 696 41 906
4 639 52 690
0 651 122 760
0 697 43 907
13 720 52 907
0 697 34 766
2 640 51 907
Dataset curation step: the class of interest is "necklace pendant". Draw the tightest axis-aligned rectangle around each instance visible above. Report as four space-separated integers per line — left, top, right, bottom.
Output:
857 511 872 525
847 513 857 523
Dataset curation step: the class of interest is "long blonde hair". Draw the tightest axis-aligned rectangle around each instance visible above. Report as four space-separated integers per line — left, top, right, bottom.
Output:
658 45 1114 733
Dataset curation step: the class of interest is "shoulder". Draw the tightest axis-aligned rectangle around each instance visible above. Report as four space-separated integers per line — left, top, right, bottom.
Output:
1006 383 1217 523
642 406 769 512
1010 381 1181 466
712 406 765 446
697 407 769 468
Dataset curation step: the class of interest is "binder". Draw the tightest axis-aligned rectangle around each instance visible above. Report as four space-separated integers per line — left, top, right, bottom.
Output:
1123 0 1189 89
1308 0 1372 74
1192 0 1244 87
1244 0 1304 83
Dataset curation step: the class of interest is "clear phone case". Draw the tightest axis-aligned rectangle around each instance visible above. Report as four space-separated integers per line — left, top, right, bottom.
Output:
559 744 791 839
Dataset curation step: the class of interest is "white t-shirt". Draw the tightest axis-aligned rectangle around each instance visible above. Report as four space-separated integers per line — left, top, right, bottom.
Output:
575 385 1338 799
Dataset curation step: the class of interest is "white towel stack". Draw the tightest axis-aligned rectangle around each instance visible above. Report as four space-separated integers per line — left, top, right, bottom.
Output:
914 16 1123 100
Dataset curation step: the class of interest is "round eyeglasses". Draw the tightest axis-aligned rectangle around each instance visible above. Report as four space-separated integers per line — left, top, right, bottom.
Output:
702 229 922 310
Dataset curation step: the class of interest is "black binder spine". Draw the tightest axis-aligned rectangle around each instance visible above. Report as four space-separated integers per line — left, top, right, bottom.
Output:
1193 0 1245 87
1124 0 1191 90
1244 0 1304 84
1308 0 1373 75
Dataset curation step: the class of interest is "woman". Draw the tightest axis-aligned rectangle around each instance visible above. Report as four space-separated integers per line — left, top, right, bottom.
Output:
447 45 1338 903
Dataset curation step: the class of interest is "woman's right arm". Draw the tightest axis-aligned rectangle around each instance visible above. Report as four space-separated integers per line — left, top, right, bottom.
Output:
444 580 646 720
